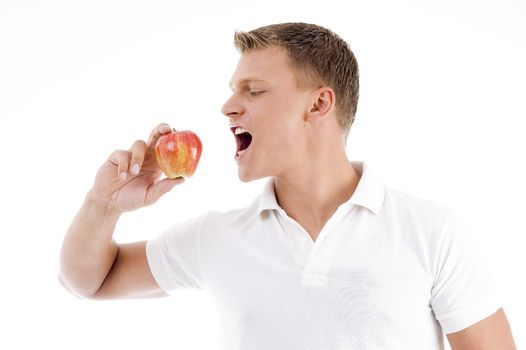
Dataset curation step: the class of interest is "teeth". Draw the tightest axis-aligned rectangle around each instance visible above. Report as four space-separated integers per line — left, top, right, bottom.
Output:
234 126 247 135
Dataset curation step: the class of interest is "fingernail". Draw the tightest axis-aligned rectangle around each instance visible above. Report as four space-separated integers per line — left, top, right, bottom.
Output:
131 164 140 175
119 172 127 180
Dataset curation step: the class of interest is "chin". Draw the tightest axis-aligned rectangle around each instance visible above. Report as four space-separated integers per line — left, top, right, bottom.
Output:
238 168 266 183
238 171 256 183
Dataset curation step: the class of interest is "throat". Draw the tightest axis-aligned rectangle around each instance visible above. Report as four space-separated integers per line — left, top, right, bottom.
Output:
292 211 334 241
273 163 360 237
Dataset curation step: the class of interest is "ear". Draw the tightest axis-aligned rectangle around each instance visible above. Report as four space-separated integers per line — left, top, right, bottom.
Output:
306 87 336 122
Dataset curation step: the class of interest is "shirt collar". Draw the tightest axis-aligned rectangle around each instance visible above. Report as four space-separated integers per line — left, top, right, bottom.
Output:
257 161 386 217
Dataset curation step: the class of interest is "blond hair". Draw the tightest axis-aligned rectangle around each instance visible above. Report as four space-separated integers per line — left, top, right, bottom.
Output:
234 22 360 140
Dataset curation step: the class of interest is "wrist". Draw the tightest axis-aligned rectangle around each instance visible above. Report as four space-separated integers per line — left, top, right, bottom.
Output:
85 191 123 217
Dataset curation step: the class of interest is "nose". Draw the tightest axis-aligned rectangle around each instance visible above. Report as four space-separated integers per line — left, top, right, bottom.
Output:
221 93 244 121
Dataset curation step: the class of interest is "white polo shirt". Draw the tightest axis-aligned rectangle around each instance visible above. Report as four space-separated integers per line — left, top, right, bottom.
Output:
146 161 501 350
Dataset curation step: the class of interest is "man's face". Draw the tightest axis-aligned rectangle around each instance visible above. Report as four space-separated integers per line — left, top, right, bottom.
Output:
222 46 314 182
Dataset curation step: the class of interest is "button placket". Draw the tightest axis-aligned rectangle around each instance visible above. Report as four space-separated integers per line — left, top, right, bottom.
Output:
303 205 357 279
272 210 310 272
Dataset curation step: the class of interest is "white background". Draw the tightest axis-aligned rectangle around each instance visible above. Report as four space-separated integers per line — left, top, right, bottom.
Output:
1 0 524 348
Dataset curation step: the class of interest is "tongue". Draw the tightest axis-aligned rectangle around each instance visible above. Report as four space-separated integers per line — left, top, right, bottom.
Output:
239 132 252 152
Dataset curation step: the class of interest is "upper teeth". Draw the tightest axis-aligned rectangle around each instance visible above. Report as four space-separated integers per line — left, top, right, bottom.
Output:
234 126 247 135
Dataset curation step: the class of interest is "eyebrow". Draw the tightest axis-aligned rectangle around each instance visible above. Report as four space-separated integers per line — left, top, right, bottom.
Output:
229 78 268 90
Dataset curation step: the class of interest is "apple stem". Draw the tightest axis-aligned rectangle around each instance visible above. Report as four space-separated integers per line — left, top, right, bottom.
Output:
172 128 176 132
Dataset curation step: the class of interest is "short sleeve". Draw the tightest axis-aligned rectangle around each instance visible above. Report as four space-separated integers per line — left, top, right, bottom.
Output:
146 214 206 294
430 210 501 334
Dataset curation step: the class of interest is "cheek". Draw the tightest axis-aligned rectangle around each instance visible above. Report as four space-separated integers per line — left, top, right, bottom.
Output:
273 96 301 115
254 94 306 150
258 122 301 156
266 98 305 130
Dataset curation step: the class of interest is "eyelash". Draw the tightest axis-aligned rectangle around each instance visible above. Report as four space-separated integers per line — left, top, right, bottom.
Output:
248 90 264 97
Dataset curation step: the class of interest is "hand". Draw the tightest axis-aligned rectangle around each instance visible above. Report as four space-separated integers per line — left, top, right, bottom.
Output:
89 123 185 212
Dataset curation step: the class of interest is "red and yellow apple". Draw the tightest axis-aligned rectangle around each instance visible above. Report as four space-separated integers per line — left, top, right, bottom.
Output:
155 129 202 179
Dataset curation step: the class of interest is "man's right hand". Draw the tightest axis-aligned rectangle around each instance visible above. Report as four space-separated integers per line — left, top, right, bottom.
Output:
60 123 186 299
89 123 185 212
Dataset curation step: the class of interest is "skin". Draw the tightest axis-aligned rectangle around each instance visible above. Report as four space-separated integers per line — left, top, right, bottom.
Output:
223 46 360 241
59 45 516 349
59 123 182 299
447 308 516 349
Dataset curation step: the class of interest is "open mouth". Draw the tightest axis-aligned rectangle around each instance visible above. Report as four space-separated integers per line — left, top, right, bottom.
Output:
230 126 253 157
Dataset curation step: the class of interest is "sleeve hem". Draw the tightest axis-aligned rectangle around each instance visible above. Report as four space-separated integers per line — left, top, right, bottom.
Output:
437 298 502 334
145 239 177 295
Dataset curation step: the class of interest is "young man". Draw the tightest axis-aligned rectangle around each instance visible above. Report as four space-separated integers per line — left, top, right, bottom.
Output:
59 23 516 349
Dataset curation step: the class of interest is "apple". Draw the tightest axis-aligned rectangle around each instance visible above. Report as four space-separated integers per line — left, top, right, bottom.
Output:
155 129 202 179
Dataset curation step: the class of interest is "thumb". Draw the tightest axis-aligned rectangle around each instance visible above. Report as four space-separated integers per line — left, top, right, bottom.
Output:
146 177 185 205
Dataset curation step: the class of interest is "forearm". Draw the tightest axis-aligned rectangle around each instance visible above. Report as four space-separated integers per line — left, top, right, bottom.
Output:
59 192 121 298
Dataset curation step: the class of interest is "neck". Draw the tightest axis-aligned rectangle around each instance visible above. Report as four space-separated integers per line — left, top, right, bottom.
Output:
272 146 360 238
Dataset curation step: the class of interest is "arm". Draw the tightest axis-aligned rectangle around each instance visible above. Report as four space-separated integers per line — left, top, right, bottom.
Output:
59 193 121 298
59 123 184 299
91 241 167 299
59 196 167 299
447 308 516 350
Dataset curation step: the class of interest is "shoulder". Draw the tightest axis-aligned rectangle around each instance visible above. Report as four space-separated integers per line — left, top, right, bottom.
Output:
202 194 261 231
380 186 464 244
383 186 456 224
380 187 477 275
385 186 452 216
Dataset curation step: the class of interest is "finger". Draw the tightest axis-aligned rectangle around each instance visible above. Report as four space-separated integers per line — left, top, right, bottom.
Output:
147 123 173 148
129 140 147 175
145 177 185 205
109 150 131 180
108 151 119 166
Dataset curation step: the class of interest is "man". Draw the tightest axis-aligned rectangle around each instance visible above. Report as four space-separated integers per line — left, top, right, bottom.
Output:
59 22 516 349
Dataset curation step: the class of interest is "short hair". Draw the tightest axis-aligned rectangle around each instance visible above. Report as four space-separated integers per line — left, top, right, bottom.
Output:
233 22 360 140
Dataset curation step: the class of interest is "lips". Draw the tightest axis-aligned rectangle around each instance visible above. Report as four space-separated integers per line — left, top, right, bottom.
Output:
230 125 253 158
